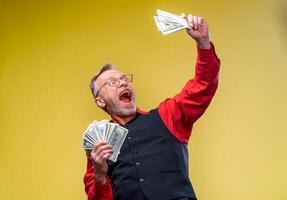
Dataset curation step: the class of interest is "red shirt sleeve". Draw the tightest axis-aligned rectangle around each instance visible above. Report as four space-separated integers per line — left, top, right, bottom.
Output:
83 157 113 200
158 42 220 143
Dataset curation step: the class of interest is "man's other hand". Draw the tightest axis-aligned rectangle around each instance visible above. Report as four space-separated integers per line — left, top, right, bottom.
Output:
90 142 113 184
181 14 211 49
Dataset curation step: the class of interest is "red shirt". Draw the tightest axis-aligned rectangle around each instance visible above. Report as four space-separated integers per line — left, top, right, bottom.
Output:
84 43 220 200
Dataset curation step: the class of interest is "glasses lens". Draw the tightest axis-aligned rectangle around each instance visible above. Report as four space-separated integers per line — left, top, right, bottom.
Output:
125 74 133 82
108 78 118 87
118 74 132 83
106 74 133 88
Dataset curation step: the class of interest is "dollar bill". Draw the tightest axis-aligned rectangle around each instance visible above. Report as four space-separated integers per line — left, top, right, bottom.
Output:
107 125 128 162
82 120 128 162
94 120 109 141
105 122 117 141
83 138 95 150
154 9 189 35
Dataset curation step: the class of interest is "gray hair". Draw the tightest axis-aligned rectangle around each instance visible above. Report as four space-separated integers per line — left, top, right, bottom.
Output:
89 63 116 97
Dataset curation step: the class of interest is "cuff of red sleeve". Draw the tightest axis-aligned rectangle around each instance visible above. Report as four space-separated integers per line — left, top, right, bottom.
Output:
88 181 112 200
196 42 218 62
94 180 111 191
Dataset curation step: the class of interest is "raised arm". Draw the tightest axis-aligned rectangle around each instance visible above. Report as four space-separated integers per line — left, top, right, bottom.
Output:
158 14 220 143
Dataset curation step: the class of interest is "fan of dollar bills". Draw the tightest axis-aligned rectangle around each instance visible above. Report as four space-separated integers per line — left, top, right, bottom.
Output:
82 120 128 162
154 9 189 35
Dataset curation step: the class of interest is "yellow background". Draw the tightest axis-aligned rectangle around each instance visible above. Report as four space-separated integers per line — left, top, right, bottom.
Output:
1 0 286 199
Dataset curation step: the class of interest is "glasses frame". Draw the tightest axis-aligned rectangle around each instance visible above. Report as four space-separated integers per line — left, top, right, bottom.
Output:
95 74 133 97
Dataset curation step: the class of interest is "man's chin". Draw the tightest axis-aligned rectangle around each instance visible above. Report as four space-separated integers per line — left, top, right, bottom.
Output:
106 100 136 117
118 103 137 117
122 106 137 116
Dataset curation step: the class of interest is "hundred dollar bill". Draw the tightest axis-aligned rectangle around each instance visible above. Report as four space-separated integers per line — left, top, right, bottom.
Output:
107 125 128 162
85 123 100 143
105 122 117 141
94 120 109 141
157 16 183 31
83 131 97 144
154 9 189 35
157 9 188 26
83 138 94 150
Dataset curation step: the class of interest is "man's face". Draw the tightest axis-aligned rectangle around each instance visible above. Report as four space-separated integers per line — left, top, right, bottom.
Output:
94 69 137 117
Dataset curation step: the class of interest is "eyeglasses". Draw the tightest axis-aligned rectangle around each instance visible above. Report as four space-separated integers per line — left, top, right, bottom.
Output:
95 74 133 97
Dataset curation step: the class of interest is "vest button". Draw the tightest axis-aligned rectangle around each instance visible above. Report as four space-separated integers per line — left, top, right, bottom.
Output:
139 178 144 182
136 162 140 166
127 136 132 140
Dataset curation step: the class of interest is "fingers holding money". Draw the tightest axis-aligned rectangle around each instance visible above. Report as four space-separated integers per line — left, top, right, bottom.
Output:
154 9 208 37
180 13 210 48
90 142 113 184
82 120 128 162
91 142 113 163
181 13 204 30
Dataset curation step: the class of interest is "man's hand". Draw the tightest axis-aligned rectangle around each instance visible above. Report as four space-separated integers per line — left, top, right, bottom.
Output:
89 142 113 184
181 14 211 49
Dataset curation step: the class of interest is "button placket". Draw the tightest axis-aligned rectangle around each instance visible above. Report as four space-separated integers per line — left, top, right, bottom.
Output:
124 126 145 184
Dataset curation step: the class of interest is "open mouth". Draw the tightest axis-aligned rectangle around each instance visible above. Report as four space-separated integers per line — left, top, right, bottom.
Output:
119 89 132 103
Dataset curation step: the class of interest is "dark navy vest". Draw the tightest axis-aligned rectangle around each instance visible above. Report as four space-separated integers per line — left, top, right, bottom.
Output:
107 109 196 200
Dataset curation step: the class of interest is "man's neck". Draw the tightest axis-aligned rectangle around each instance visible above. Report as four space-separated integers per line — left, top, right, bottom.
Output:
111 113 136 125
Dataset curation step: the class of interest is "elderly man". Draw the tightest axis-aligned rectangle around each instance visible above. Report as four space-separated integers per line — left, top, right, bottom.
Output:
83 14 220 200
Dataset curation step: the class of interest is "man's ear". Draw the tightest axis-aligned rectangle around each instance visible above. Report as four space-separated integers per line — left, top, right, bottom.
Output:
95 97 106 109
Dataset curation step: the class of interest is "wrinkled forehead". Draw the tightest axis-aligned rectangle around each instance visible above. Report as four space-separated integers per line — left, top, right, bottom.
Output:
96 69 125 85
